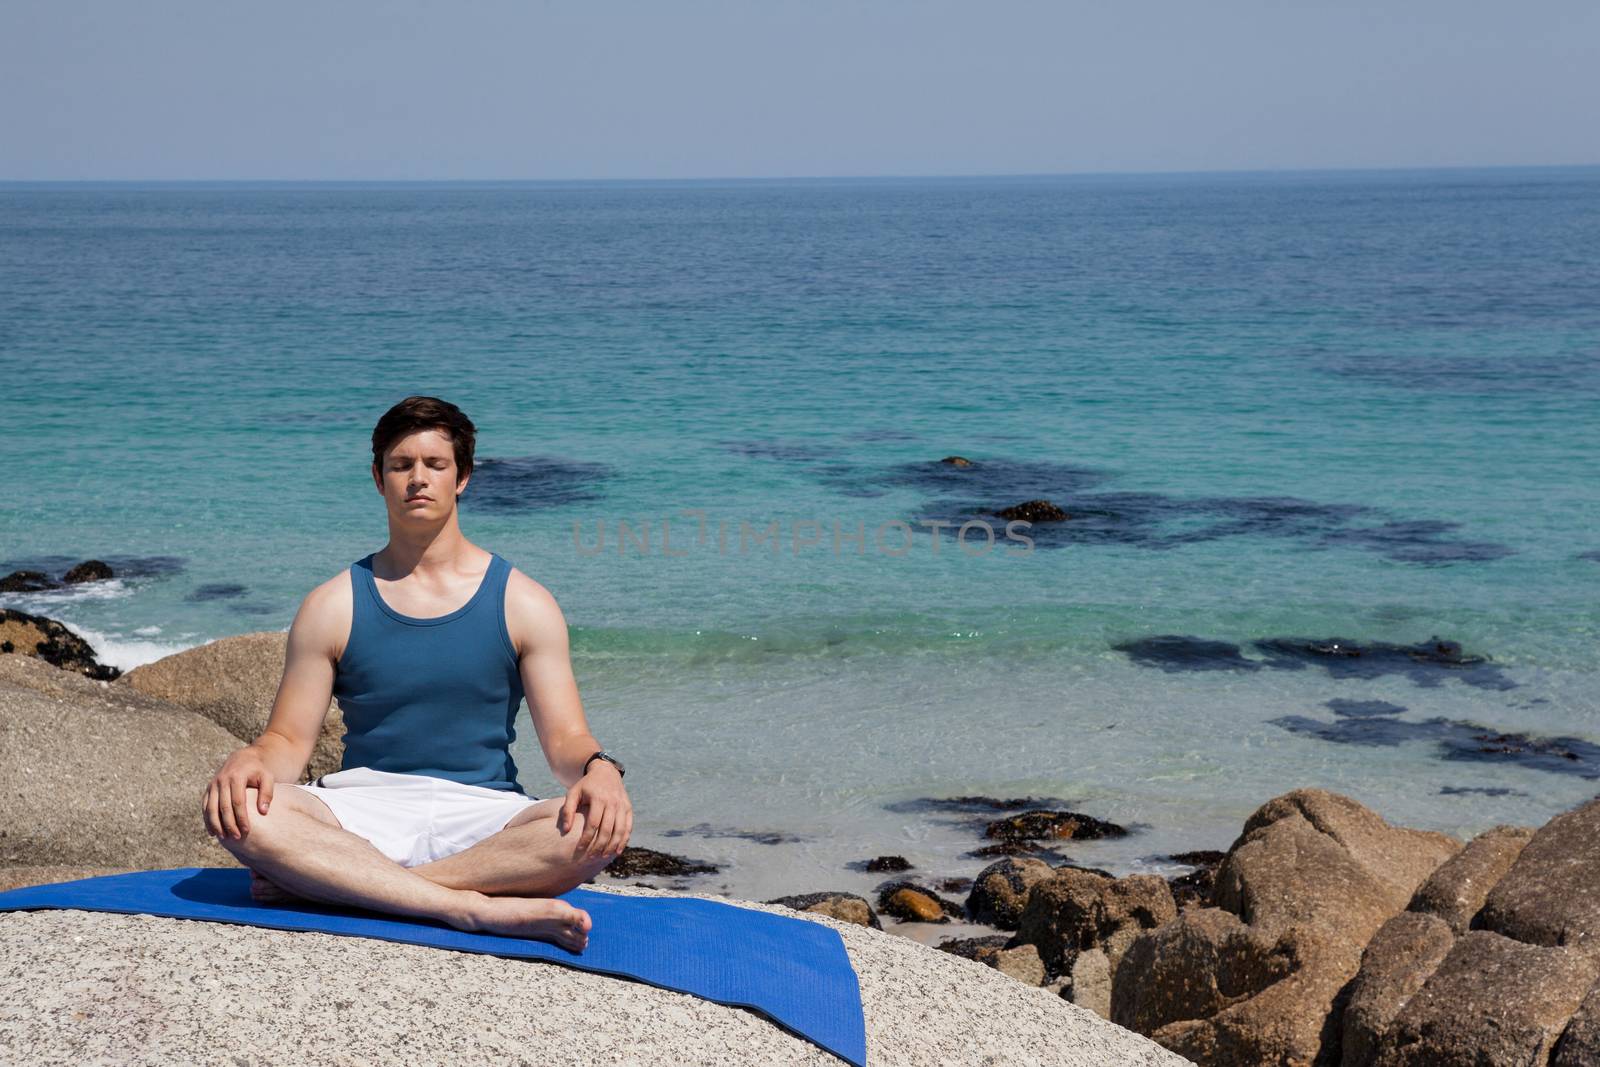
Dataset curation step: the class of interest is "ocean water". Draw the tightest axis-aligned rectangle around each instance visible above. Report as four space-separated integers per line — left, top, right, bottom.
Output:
4 170 1599 921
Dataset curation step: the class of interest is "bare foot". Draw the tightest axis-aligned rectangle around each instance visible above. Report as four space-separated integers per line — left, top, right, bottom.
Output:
458 893 592 951
249 869 304 905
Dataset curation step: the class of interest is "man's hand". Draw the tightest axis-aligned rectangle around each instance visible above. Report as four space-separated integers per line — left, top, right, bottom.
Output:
203 746 276 841
559 761 632 860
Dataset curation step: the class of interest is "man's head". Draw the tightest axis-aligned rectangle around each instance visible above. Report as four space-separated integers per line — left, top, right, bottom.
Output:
370 396 477 512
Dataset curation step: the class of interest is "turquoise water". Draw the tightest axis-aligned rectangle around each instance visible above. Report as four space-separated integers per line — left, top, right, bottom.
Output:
5 170 1598 910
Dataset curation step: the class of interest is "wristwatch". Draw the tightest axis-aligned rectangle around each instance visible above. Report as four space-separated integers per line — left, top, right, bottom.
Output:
584 750 626 779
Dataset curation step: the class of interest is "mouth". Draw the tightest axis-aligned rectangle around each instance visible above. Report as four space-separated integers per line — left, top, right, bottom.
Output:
406 496 432 503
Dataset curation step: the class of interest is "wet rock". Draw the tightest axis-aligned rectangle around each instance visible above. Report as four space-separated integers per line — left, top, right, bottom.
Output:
603 846 719 879
967 857 1053 930
0 609 119 680
764 891 881 930
1016 868 1177 979
0 570 59 593
1166 850 1226 911
985 809 1128 843
939 456 974 468
936 935 1012 960
935 876 974 895
876 881 953 924
62 560 114 584
864 855 911 873
964 840 1076 862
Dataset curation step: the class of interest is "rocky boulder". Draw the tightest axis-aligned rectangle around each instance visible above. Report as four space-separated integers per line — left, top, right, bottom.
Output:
1112 788 1461 1066
1345 798 1600 1066
119 631 345 781
1016 867 1177 979
0 653 243 872
966 856 1053 929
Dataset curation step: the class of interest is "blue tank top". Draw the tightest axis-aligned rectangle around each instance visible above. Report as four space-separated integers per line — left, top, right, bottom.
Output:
332 551 528 793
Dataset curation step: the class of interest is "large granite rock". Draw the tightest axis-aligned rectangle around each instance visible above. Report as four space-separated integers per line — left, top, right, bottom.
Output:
0 887 1191 1066
1406 824 1534 934
1373 931 1600 1066
0 654 242 871
1346 798 1600 1066
1113 789 1462 1066
119 632 345 782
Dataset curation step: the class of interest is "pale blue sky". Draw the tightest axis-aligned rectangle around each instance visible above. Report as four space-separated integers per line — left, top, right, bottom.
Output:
2 0 1596 180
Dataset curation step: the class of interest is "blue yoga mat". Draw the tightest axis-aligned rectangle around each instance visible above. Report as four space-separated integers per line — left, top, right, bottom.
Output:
0 867 867 1066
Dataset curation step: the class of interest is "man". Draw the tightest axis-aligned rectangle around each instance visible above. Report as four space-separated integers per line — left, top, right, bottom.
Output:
201 396 630 952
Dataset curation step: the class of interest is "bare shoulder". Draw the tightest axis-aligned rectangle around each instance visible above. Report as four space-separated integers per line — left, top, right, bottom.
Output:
292 567 357 664
503 565 568 661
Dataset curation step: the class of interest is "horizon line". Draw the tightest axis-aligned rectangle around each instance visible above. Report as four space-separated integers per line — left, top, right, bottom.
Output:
4 161 1599 186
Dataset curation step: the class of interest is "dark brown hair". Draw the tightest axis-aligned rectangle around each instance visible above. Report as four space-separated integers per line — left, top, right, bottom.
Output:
371 396 477 495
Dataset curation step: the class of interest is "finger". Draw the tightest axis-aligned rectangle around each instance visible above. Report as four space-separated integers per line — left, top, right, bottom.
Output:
578 799 602 853
229 776 249 838
619 810 633 854
559 791 579 835
591 807 617 859
218 779 238 839
258 775 274 815
602 806 623 856
203 782 216 836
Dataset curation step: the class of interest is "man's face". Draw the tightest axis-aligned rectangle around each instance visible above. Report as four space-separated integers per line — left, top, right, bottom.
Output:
375 429 468 517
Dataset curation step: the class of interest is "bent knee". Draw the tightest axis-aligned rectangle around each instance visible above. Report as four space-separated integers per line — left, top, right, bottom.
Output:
211 787 289 849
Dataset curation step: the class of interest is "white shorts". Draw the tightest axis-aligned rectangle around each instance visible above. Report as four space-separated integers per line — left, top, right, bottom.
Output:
286 766 543 868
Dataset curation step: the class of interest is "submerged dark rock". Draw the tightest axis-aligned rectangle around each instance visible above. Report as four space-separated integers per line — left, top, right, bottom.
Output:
1112 635 1261 673
660 823 804 846
1270 712 1600 780
466 455 613 512
883 794 1076 815
863 855 912 872
994 500 1070 523
1115 632 1513 690
185 583 248 602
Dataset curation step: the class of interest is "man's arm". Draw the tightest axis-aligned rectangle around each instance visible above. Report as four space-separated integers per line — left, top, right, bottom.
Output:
253 580 344 782
508 570 608 789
